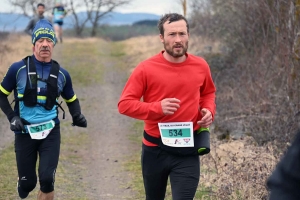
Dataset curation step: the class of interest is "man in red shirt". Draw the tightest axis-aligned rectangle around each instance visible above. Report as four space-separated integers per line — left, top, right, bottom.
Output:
118 13 216 200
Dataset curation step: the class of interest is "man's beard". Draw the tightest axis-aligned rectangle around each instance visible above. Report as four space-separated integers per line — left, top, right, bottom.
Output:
164 41 188 58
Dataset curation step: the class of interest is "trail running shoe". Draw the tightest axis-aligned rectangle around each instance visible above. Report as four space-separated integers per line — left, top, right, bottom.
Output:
17 180 29 199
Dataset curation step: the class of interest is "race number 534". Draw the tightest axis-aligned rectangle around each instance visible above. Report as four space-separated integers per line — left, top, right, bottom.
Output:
169 129 183 136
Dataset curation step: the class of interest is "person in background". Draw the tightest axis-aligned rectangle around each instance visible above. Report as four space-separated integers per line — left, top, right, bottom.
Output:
118 13 216 200
267 129 300 199
52 0 67 43
0 19 87 200
24 3 46 35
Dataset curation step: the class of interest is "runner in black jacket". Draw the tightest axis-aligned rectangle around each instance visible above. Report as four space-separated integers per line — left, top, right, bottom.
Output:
267 130 300 199
1 19 87 200
24 3 47 35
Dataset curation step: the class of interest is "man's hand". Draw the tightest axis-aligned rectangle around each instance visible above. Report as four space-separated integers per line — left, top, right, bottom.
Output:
197 108 212 128
10 116 26 132
161 98 180 115
72 113 87 127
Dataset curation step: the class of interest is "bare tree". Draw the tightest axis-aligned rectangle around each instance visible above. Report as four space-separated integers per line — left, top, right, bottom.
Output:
67 0 91 37
66 0 130 37
86 0 131 37
7 0 53 17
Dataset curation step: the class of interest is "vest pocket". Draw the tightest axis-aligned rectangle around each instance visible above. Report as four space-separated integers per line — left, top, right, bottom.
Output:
23 89 37 107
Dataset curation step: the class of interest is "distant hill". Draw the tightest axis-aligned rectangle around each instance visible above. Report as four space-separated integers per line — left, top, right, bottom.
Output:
0 11 160 32
133 19 158 26
0 13 29 32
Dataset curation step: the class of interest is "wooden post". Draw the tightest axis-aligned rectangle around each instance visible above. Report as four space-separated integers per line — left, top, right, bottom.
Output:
181 0 187 17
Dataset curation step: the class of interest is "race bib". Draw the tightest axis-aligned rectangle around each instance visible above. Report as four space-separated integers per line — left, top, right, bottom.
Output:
27 120 55 140
158 122 194 147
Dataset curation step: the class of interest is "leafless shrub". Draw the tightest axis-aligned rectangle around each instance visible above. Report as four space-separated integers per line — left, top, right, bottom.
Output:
190 0 300 147
189 1 300 198
199 136 278 200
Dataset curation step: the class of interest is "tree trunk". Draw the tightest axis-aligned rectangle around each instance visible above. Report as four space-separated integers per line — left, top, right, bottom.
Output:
90 21 98 37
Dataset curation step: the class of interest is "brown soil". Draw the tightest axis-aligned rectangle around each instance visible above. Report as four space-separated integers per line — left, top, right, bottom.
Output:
71 57 138 200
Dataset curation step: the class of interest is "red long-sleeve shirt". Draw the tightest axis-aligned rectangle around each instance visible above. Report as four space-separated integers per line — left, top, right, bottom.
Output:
118 51 216 146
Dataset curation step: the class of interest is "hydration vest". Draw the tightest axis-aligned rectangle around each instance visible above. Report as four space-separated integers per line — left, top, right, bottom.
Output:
18 56 65 119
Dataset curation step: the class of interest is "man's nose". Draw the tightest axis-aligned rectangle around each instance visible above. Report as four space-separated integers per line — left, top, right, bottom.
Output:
42 40 48 46
175 34 182 42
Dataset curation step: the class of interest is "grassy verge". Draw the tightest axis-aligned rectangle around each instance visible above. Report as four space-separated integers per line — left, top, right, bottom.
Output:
54 121 90 199
0 144 18 199
54 38 105 87
125 121 144 199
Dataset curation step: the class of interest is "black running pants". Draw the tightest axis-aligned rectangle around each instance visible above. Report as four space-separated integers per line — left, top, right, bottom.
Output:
142 144 200 200
15 124 60 194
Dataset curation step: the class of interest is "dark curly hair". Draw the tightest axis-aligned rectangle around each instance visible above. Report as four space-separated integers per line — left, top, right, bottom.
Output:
37 3 45 8
157 13 189 36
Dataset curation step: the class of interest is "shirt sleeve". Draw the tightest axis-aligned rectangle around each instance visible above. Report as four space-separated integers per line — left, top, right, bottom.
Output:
60 68 77 103
0 63 18 95
199 62 216 120
24 19 34 35
118 63 164 120
0 64 19 121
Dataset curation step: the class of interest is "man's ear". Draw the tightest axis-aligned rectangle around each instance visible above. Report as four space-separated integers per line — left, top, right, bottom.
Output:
159 34 164 43
32 45 35 52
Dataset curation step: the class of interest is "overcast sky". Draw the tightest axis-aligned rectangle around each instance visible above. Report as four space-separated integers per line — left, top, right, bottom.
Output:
115 0 185 15
0 0 189 16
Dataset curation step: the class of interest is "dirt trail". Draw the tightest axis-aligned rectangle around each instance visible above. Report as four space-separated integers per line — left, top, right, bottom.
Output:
76 62 138 200
55 42 139 200
0 117 12 151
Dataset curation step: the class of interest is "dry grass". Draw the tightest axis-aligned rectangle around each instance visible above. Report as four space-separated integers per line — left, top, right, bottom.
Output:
0 34 33 75
61 37 104 44
120 35 221 75
199 136 277 200
0 35 106 75
0 33 219 81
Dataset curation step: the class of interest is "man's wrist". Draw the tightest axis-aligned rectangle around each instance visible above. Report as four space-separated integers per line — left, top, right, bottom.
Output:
7 112 17 122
